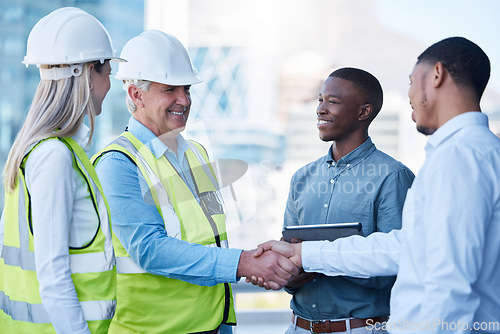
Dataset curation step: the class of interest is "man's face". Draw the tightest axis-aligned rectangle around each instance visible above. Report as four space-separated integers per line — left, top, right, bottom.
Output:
316 76 364 142
136 82 192 137
408 62 438 135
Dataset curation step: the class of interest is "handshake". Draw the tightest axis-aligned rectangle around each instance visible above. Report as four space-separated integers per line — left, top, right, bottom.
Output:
237 240 308 290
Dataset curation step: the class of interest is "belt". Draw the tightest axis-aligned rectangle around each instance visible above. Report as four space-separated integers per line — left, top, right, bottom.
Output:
293 315 388 333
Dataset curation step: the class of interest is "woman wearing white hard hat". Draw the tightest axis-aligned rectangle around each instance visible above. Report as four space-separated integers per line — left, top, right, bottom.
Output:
0 7 124 333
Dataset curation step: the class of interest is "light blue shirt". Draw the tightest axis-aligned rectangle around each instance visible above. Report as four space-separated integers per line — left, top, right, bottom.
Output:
284 138 414 320
303 112 500 333
95 117 241 333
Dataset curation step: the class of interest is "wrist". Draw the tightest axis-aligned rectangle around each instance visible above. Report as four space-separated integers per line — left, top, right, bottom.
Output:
236 250 252 278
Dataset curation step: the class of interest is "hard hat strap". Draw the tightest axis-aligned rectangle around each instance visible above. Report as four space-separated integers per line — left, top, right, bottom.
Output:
39 64 83 81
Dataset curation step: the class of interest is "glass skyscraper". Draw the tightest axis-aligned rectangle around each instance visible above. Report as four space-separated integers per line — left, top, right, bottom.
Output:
188 45 286 165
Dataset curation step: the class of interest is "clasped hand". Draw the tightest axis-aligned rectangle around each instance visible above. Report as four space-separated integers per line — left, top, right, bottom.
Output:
241 240 303 290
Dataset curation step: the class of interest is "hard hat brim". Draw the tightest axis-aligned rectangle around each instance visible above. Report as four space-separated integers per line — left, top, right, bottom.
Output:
110 56 127 63
22 56 127 66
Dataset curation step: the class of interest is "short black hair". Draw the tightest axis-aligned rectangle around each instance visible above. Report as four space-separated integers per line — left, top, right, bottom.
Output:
417 37 490 99
329 67 383 119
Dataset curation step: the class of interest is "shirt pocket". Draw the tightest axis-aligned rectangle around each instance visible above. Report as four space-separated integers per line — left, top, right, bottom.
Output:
329 199 373 236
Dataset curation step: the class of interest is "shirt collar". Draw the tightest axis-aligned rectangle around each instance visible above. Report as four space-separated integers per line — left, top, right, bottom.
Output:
73 123 90 151
326 137 376 166
425 111 487 152
127 116 188 159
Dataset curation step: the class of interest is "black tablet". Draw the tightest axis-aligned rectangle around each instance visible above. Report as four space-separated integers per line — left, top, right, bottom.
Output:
282 222 363 242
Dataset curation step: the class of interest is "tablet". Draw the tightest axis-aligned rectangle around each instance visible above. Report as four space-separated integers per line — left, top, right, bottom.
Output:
282 222 363 242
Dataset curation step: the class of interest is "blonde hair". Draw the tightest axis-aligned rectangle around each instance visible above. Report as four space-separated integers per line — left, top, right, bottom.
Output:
123 79 151 113
3 62 96 192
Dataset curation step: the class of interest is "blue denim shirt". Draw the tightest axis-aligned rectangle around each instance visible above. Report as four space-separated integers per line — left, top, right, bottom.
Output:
284 138 415 320
95 117 241 333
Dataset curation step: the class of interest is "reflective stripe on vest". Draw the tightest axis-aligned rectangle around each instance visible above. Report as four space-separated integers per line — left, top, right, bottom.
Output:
113 135 184 240
0 291 116 323
0 137 116 331
1 246 113 274
1 176 34 270
92 132 236 333
98 133 228 246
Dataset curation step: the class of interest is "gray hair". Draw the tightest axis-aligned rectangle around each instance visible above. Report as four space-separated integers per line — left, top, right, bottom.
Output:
123 80 151 113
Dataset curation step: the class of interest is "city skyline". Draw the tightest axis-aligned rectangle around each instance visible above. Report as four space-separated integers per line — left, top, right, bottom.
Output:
1 0 499 236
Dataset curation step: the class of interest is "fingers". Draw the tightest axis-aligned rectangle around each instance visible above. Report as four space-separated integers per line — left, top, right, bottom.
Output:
265 251 296 280
238 250 288 287
254 240 300 261
266 241 302 268
242 240 304 290
253 247 264 258
252 251 291 287
277 253 300 277
259 251 301 287
253 240 279 258
270 241 296 258
245 276 278 290
246 276 261 286
266 281 281 290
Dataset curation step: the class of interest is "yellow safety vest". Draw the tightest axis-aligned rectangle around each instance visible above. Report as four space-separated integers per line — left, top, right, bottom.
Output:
92 131 236 333
0 137 116 333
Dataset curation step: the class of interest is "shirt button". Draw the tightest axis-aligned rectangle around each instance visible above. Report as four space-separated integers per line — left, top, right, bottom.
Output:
330 179 334 184
312 304 316 308
346 164 351 168
323 204 328 208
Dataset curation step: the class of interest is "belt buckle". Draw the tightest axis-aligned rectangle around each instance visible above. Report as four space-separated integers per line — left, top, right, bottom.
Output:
310 319 328 333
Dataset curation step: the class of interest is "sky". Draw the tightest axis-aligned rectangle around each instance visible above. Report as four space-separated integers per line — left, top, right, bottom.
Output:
375 0 500 92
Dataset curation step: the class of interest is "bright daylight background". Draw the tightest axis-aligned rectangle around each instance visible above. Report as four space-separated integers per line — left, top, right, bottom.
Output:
1 0 499 332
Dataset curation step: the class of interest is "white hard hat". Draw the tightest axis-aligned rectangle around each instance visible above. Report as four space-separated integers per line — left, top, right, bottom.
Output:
115 30 203 86
23 7 125 80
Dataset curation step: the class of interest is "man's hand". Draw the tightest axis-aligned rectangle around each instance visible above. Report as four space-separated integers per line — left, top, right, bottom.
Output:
254 240 302 268
244 240 303 289
278 238 313 288
237 249 299 290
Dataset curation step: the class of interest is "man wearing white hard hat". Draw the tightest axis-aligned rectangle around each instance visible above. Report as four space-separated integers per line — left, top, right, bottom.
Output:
93 30 299 333
1 7 123 334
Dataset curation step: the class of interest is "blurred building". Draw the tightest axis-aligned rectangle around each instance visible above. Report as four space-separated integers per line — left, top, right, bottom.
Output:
188 45 286 165
2 0 500 232
145 0 500 250
0 0 143 209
